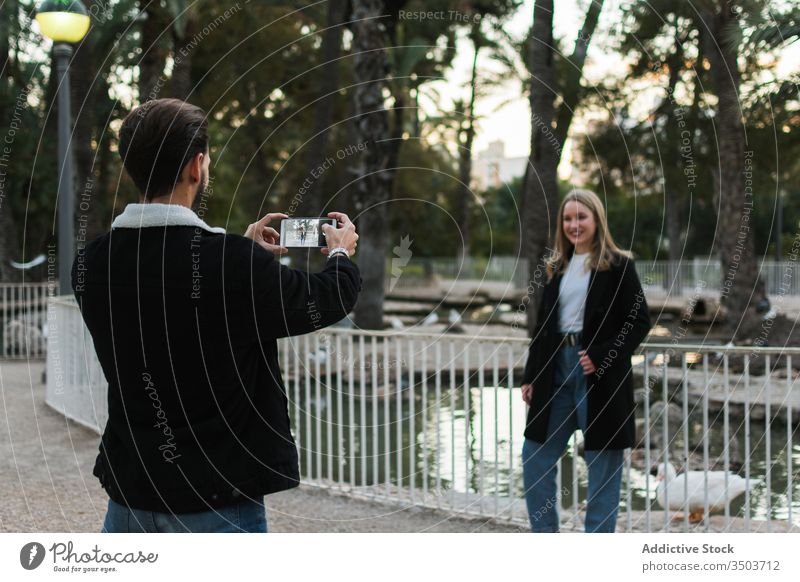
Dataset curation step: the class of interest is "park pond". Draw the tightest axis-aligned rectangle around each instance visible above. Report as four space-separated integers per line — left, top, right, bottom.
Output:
291 381 800 525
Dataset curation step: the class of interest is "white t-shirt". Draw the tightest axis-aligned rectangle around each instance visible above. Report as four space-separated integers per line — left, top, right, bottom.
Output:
558 252 591 333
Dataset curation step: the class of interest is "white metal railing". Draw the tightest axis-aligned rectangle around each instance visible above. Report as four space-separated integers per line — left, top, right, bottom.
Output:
45 296 109 433
1 282 51 358
387 256 528 289
48 297 799 532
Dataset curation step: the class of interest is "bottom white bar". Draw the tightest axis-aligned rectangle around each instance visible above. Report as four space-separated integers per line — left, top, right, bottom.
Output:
1 533 797 580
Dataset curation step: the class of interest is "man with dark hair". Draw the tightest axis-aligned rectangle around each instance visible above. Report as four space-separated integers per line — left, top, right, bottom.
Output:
117 98 210 201
73 98 360 533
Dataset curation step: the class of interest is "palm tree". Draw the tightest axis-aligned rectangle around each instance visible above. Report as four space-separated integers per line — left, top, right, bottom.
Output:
617 1 700 290
701 0 768 340
138 0 169 101
165 0 197 100
299 0 349 216
522 0 604 333
351 0 392 330
0 0 20 281
455 23 482 263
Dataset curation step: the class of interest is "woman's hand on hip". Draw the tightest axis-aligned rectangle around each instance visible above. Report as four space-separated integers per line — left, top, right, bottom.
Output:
578 350 597 375
521 383 533 404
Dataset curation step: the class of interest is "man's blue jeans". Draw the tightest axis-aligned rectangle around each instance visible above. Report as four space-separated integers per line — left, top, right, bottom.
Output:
101 497 268 533
521 343 623 533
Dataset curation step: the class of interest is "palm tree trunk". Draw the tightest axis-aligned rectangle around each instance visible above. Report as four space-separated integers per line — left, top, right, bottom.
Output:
138 0 168 102
170 10 198 100
351 0 392 330
704 1 767 341
299 0 348 216
0 0 19 281
664 42 685 291
522 0 560 333
552 0 604 148
456 39 480 263
522 0 604 334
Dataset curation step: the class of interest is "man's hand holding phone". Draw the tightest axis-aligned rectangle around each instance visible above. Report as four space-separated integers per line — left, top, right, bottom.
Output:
321 212 358 258
244 212 289 254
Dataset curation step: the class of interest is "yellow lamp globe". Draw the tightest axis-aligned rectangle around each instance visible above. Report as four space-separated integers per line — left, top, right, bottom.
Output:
35 0 91 43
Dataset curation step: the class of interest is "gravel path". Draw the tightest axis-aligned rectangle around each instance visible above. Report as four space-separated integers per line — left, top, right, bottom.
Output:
0 360 520 533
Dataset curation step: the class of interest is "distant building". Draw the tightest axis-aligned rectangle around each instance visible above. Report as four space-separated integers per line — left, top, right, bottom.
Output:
471 140 528 191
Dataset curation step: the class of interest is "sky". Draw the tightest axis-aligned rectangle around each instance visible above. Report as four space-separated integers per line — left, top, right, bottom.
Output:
439 0 624 160
437 0 800 162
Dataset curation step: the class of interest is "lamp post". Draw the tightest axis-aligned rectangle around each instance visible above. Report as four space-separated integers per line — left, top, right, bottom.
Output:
776 189 784 262
35 0 90 295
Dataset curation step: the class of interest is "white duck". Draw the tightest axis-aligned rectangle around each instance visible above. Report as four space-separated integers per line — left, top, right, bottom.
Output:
655 462 751 523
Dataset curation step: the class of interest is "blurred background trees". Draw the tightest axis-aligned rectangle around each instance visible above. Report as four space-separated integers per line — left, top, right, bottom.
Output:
575 0 800 339
0 0 798 338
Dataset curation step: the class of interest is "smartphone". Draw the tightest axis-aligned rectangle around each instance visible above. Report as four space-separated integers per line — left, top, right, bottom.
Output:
279 217 337 248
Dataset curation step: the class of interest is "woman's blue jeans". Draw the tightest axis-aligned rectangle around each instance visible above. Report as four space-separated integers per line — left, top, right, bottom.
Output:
101 497 268 533
522 343 623 533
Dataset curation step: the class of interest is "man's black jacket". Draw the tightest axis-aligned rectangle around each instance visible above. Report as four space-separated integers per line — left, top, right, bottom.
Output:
72 204 361 513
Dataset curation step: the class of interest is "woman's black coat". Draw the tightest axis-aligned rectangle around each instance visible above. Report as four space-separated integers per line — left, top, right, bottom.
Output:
522 256 651 450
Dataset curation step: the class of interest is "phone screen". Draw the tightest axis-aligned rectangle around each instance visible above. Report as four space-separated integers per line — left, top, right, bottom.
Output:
280 218 337 248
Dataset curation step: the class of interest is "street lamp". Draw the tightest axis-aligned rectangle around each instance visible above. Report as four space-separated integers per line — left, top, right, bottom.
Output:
776 189 784 261
35 0 90 295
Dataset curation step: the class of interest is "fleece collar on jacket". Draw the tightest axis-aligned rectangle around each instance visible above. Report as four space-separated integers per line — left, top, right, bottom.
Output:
111 203 226 234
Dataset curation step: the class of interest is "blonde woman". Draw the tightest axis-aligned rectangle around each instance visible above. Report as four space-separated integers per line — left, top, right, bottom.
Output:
521 189 651 533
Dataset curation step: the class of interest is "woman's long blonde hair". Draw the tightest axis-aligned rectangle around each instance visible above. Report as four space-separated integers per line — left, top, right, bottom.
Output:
545 188 632 278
